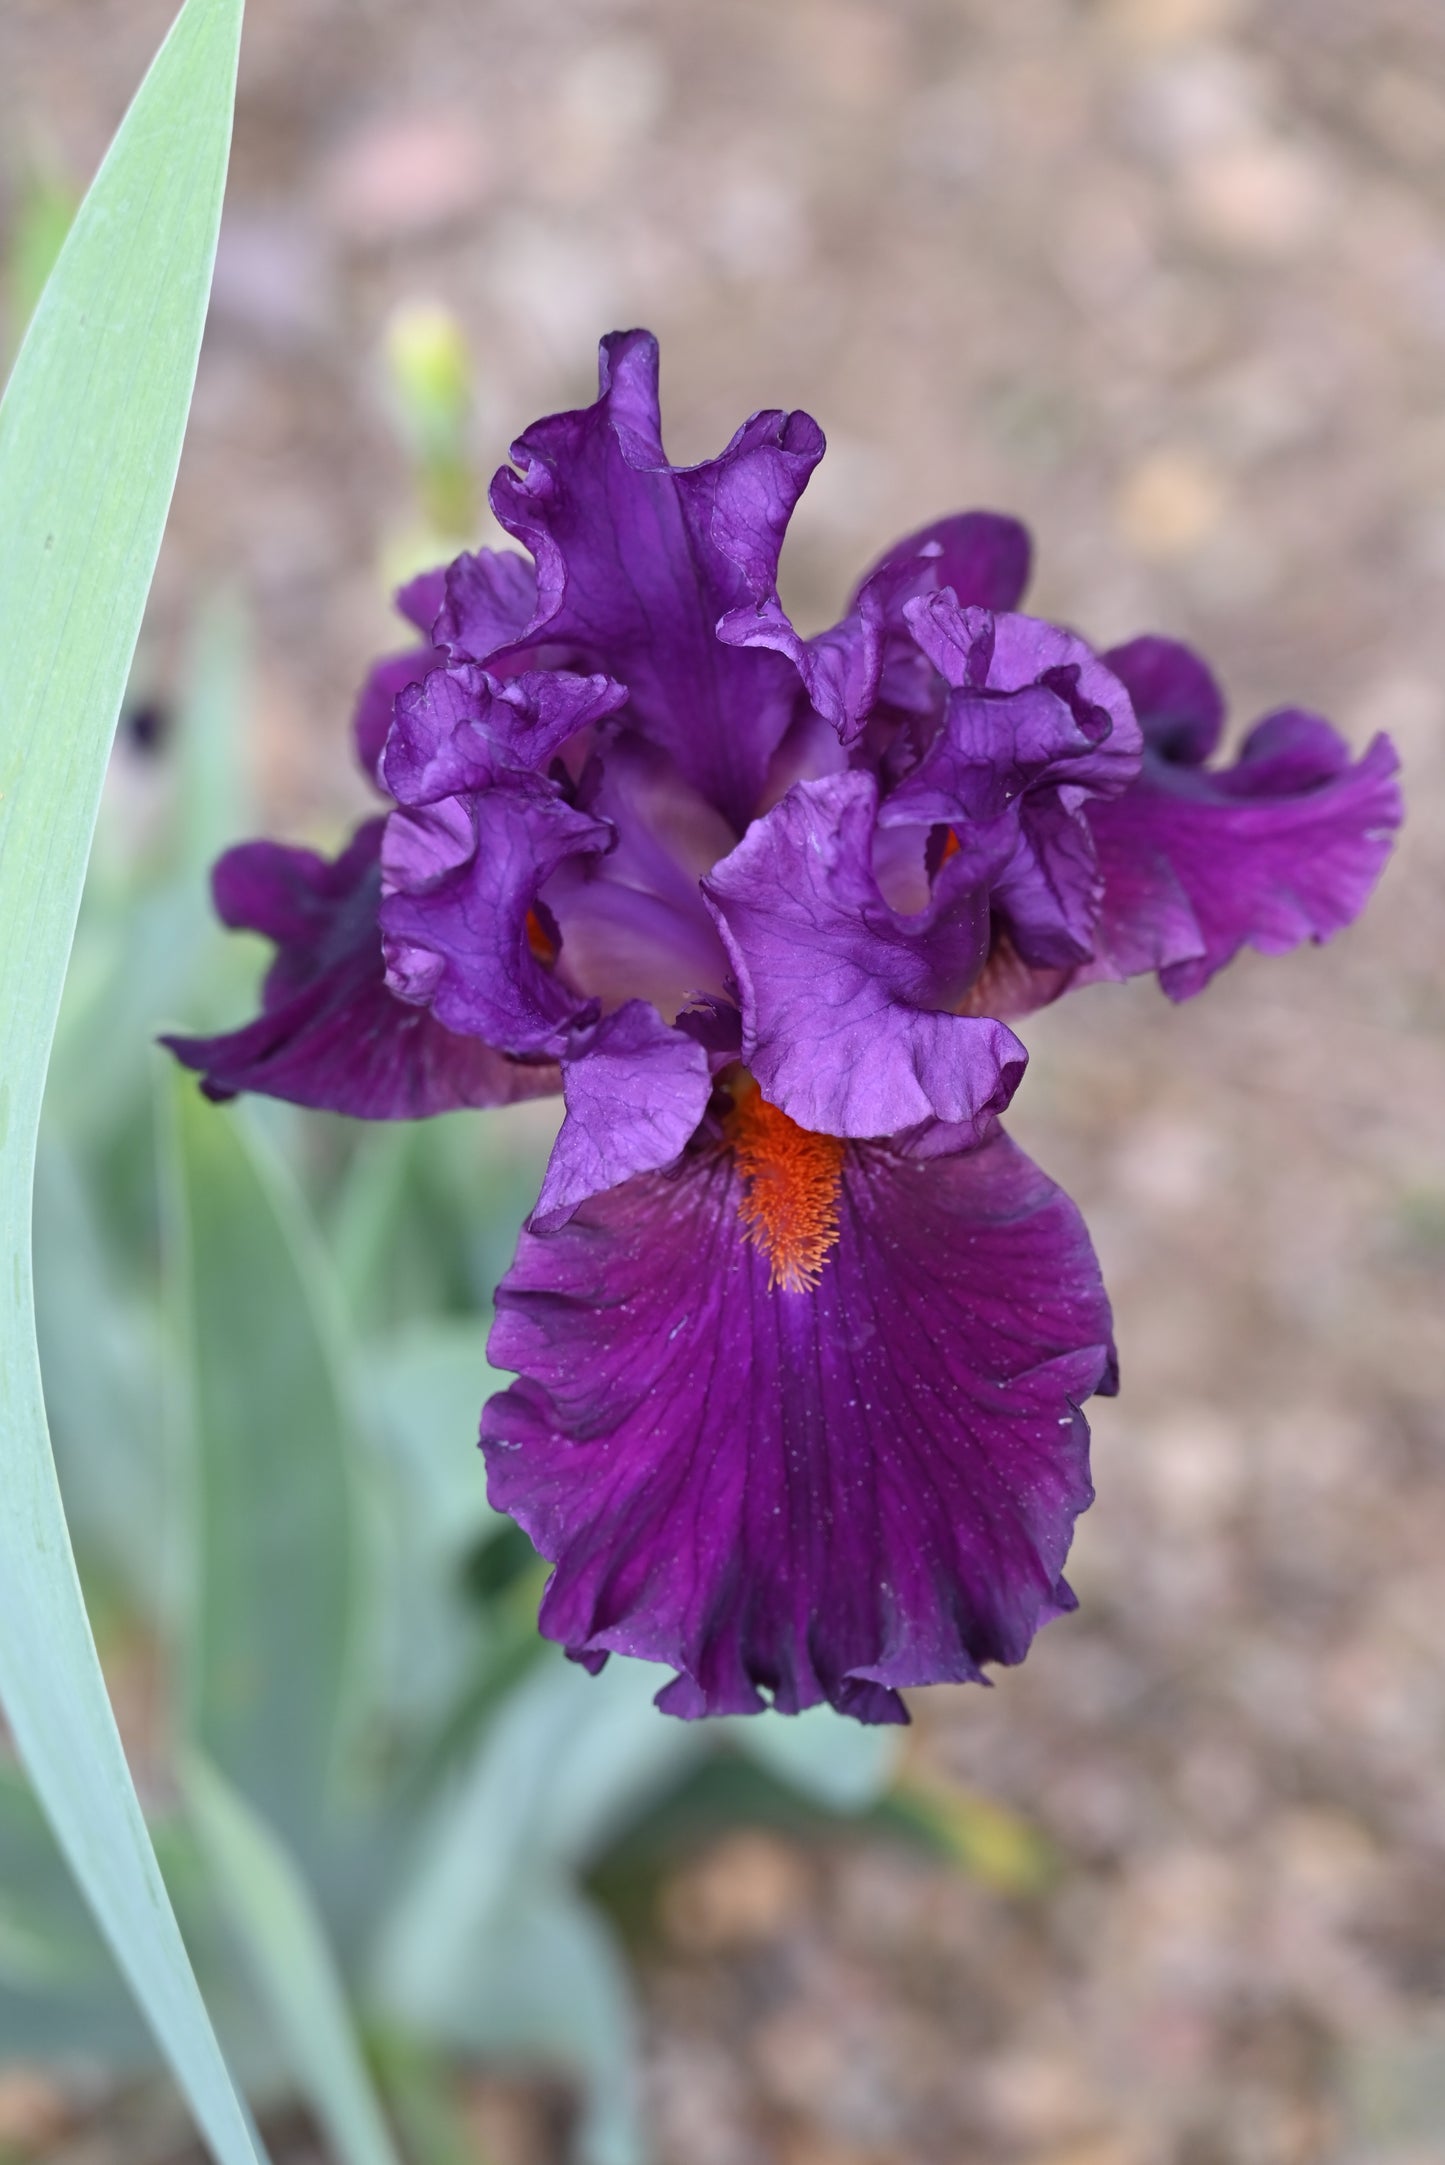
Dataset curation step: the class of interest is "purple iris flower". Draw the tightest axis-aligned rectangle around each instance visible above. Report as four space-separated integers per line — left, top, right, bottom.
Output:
167 330 1401 1725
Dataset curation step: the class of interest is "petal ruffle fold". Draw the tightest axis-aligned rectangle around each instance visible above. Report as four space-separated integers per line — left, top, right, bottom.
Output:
350 566 450 782
382 663 626 806
487 328 824 827
353 644 441 785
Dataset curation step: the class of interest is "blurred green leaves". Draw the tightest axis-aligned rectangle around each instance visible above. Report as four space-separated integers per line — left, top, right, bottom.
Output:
0 1767 152 2061
183 1753 403 2165
0 0 258 2155
24 696 911 2165
163 1078 366 1857
0 10 982 2153
369 1657 697 2165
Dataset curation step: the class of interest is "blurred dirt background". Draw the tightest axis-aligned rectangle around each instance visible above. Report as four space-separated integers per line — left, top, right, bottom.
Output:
4 0 1445 2160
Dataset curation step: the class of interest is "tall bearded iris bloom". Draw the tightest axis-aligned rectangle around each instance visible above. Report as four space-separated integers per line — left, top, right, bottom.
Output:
167 331 1401 1724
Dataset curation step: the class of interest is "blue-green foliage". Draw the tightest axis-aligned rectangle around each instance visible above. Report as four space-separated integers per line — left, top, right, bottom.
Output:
0 4 260 2156
16 595 902 2162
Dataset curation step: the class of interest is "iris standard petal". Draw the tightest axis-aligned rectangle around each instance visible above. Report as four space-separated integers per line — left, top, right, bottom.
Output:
487 328 824 826
714 545 923 744
483 1121 1113 1723
395 564 448 637
704 773 1026 1138
540 735 735 1018
900 598 1143 811
163 823 557 1116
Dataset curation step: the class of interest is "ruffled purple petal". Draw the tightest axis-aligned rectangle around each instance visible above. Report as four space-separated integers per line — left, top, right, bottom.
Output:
704 773 1026 1137
714 550 916 745
396 564 449 637
899 599 1143 810
532 1001 712 1230
433 547 539 661
487 328 824 826
853 511 1033 616
878 600 1142 967
163 823 557 1116
1085 712 1403 999
353 644 442 785
676 994 745 1063
350 566 452 782
984 794 1106 967
382 663 626 807
483 1123 1113 1722
889 662 1113 968
1103 634 1225 767
721 511 1034 746
380 778 610 1051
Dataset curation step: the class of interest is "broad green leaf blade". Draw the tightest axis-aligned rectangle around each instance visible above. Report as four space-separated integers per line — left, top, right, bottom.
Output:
0 3 261 2160
162 1073 365 1855
2 168 78 368
183 1753 404 2165
32 1129 167 1606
